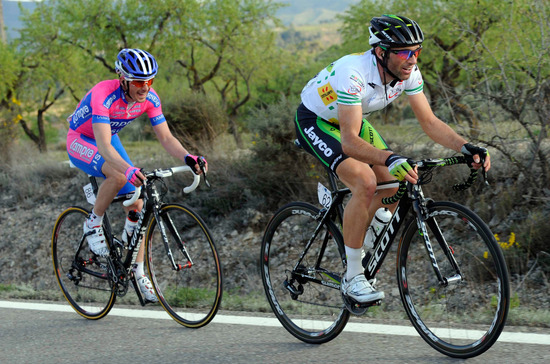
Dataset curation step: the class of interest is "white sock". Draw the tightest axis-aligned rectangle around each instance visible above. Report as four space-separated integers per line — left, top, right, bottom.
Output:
345 246 363 280
87 208 103 227
133 261 145 277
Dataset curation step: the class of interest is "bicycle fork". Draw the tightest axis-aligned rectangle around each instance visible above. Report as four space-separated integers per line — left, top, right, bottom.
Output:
413 194 463 287
153 207 193 271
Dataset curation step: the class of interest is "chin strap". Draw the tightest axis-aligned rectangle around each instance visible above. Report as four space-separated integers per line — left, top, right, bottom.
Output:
375 49 401 87
121 80 132 99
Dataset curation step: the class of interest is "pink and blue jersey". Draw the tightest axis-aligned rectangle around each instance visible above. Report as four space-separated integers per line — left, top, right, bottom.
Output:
68 79 166 137
67 79 166 194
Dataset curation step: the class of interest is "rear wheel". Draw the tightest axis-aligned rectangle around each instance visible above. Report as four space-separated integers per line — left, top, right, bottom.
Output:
146 204 222 328
261 202 350 344
397 201 509 358
51 206 116 319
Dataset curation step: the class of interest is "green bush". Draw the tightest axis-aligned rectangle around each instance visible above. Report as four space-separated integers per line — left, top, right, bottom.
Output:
171 96 327 221
162 92 228 153
243 96 326 208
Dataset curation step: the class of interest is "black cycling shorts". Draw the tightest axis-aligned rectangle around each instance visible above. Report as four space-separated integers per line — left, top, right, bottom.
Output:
294 103 389 173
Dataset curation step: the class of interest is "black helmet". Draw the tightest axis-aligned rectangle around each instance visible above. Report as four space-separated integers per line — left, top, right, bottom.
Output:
369 14 424 48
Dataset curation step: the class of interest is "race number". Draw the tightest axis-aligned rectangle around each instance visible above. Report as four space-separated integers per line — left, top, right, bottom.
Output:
83 183 96 205
317 182 332 208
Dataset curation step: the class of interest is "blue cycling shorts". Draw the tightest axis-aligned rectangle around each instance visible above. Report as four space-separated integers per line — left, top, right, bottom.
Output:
67 129 135 195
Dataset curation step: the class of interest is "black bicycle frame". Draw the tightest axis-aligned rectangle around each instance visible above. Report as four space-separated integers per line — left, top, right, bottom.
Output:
318 170 413 281
88 176 152 275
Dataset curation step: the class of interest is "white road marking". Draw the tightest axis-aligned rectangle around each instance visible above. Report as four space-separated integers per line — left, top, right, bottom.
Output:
0 300 548 346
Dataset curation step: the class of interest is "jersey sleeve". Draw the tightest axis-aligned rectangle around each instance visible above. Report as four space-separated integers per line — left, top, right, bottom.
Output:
89 87 113 125
404 66 424 95
145 89 166 126
335 68 367 106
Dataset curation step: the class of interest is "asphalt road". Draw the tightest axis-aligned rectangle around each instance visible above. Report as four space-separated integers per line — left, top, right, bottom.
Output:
0 300 548 364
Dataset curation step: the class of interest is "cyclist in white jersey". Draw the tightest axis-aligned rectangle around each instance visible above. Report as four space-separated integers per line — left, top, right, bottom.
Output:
295 14 490 304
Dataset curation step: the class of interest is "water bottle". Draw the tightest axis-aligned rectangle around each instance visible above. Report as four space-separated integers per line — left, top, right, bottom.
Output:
363 208 392 250
122 210 140 244
362 208 392 268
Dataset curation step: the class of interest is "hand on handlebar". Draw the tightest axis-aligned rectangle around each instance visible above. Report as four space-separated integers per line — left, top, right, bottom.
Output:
461 143 490 172
185 154 208 174
185 154 210 188
125 166 145 187
385 153 418 184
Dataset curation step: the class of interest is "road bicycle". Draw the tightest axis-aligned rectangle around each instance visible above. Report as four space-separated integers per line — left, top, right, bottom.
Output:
52 164 222 328
260 153 510 358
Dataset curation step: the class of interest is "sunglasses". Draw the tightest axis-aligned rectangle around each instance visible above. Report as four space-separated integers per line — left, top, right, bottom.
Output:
388 46 422 60
129 78 154 88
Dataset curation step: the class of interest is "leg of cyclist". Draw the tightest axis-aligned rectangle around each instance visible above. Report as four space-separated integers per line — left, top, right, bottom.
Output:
82 162 128 257
368 164 399 216
127 204 157 303
336 159 385 303
94 164 156 301
295 104 387 303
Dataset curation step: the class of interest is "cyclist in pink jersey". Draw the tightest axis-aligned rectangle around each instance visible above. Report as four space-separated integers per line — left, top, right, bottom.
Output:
66 48 207 302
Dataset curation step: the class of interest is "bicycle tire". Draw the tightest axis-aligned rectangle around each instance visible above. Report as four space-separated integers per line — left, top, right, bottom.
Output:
397 201 510 358
146 204 222 328
261 201 350 344
51 206 116 319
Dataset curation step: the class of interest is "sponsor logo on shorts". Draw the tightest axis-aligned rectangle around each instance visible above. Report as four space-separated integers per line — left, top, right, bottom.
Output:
69 138 97 163
330 154 343 170
304 126 334 157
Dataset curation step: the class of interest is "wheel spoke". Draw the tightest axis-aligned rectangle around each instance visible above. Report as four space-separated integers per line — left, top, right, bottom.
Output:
261 202 350 344
52 207 116 319
147 204 222 328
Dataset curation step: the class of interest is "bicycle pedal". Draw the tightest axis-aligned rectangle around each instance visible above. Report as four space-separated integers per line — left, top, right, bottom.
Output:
342 293 381 315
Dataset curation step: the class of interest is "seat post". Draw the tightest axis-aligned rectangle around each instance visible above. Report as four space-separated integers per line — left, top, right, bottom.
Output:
89 175 99 196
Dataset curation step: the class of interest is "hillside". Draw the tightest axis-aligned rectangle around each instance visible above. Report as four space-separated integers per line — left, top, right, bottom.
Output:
277 0 360 25
1 0 360 40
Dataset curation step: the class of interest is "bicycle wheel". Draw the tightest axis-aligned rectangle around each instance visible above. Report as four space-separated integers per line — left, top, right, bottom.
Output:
261 202 350 344
51 206 116 319
397 201 510 358
146 204 222 328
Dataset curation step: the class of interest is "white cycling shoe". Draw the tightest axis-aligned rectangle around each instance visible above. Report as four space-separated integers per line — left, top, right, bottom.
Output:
137 275 158 302
341 274 385 303
83 221 109 257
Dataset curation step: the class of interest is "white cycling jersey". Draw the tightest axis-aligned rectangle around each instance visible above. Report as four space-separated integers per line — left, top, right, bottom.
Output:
300 51 424 124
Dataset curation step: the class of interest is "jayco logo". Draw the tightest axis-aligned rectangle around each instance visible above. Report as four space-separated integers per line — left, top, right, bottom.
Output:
304 126 334 157
69 139 96 162
72 105 90 123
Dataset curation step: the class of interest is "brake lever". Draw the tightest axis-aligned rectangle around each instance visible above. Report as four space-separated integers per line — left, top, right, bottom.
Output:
481 167 490 187
198 158 211 188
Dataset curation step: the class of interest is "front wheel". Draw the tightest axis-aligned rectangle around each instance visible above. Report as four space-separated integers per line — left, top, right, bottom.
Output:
146 204 222 328
261 202 350 344
397 201 510 358
51 206 116 319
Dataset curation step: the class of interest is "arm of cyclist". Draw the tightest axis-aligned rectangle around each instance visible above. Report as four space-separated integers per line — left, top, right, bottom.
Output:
152 121 208 175
408 92 490 172
339 104 418 184
93 123 145 187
